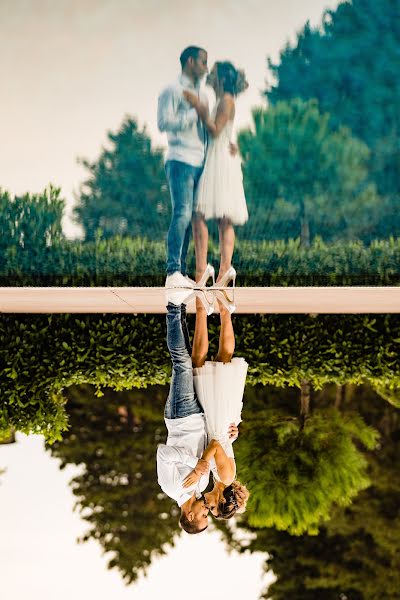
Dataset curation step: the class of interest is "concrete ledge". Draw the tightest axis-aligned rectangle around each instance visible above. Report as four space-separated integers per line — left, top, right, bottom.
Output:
1 287 399 313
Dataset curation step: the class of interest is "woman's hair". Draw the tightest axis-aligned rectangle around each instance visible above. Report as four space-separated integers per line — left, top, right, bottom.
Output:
215 62 248 96
215 480 250 520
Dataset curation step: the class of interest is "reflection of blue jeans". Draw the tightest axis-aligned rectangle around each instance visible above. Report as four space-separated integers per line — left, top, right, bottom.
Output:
165 303 203 419
165 160 203 275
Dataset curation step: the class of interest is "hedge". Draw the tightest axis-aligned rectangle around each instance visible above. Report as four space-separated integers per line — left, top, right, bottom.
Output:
1 313 399 441
1 236 400 286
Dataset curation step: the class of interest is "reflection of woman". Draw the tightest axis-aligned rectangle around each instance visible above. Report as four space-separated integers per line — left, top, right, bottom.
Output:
183 293 249 518
183 61 248 288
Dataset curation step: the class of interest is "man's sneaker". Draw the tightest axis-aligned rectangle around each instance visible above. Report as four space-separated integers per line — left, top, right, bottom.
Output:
165 288 195 306
184 275 196 287
165 272 195 288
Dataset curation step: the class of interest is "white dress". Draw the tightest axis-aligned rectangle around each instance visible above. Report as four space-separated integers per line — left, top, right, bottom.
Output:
193 357 248 482
195 102 248 225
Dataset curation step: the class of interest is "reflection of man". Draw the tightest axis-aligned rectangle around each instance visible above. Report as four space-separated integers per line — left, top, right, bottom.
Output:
156 299 210 534
157 46 209 286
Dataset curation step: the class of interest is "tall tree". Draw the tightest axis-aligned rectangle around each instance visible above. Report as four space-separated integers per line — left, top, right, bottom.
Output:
221 384 400 600
235 404 378 535
74 117 169 241
239 99 380 245
265 0 400 234
47 384 180 583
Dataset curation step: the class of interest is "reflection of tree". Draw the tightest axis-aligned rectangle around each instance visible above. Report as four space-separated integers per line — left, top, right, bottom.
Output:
47 384 180 583
236 401 378 535
266 0 400 212
238 99 379 244
74 117 169 241
222 385 400 600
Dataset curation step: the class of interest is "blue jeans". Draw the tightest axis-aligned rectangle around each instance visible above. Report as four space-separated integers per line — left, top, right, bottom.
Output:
165 302 203 419
165 160 203 275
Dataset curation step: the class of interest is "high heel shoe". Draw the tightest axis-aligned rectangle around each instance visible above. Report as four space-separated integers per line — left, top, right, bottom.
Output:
214 289 236 314
195 263 215 288
212 266 237 289
185 289 215 315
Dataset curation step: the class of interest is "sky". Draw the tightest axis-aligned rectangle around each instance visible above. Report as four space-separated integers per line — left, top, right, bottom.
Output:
0 434 270 600
0 0 339 238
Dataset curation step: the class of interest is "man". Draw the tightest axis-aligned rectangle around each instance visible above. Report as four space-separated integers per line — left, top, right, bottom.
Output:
157 295 210 534
158 46 209 287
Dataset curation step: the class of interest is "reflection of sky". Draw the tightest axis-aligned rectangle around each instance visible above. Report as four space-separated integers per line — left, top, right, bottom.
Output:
0 0 338 238
0 434 271 599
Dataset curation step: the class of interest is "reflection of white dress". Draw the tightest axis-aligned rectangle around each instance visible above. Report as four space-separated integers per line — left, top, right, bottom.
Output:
195 103 248 225
193 357 248 481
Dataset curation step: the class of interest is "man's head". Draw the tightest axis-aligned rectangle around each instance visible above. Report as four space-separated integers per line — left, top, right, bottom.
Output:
180 46 208 83
179 496 209 534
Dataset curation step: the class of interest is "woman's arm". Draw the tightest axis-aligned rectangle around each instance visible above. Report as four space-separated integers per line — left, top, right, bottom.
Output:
203 439 235 485
182 439 235 487
183 91 234 138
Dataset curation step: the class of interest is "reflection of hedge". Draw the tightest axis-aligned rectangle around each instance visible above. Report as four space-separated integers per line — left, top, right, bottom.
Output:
1 314 400 441
1 236 400 286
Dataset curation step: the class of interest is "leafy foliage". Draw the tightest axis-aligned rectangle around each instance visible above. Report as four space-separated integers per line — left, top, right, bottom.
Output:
1 232 400 286
74 117 169 241
234 393 400 600
236 407 378 535
47 384 179 582
214 386 400 600
0 186 64 250
1 313 400 441
239 99 380 245
265 0 400 229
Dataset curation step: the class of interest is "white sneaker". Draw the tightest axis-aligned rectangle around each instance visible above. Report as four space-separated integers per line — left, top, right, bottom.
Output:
184 275 196 287
165 272 195 288
165 288 195 306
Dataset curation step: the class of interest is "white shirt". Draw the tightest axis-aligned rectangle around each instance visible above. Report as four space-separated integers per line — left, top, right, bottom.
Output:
157 73 209 167
157 413 209 506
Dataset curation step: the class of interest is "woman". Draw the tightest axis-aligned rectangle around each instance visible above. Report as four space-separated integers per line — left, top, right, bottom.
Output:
184 438 250 519
183 61 249 289
183 291 249 519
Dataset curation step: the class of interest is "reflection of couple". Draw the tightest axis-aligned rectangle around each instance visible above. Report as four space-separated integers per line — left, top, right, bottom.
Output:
156 46 249 534
157 300 249 533
158 45 248 289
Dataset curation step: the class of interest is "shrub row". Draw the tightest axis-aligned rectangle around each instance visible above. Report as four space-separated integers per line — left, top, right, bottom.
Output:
1 236 400 286
1 314 399 441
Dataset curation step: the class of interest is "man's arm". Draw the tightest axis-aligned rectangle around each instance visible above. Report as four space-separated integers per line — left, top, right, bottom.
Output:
157 444 198 469
157 86 198 133
157 445 208 500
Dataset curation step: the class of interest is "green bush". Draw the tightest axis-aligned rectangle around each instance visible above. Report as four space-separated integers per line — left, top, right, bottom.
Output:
0 186 64 250
1 235 400 286
1 313 399 442
236 407 378 535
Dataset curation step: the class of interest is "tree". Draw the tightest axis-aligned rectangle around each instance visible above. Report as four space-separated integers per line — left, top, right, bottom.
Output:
265 0 400 232
47 384 180 583
221 384 400 600
238 99 381 245
235 404 378 535
74 116 169 241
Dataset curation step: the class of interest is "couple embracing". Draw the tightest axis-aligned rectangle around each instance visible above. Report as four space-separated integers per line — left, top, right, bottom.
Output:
156 46 249 534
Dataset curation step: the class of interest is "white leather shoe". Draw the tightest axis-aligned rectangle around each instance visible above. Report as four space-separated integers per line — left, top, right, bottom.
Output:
184 275 196 287
165 288 194 306
165 272 195 288
194 264 215 287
